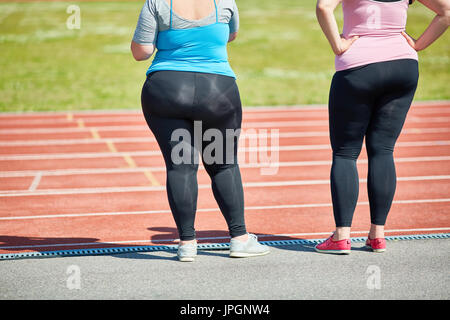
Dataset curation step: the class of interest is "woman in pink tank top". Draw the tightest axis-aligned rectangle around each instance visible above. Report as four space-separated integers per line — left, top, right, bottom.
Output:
313 0 449 254
336 0 419 71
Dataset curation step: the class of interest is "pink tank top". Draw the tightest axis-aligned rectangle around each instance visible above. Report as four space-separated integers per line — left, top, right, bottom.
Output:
335 0 418 71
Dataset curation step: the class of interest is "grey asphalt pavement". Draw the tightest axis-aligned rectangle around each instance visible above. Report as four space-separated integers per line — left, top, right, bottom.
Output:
0 238 448 300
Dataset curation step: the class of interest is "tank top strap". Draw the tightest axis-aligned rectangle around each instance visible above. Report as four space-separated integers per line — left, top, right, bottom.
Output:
213 0 218 23
169 0 173 29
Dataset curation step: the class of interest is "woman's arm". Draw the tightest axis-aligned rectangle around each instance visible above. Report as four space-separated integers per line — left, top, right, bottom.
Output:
131 41 155 61
229 32 238 42
316 0 358 55
131 0 158 61
402 0 450 51
228 0 239 43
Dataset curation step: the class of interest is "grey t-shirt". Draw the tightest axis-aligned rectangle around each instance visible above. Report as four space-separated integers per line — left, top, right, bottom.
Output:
133 0 239 45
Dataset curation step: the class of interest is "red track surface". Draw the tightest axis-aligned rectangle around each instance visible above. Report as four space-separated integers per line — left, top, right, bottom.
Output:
0 102 449 254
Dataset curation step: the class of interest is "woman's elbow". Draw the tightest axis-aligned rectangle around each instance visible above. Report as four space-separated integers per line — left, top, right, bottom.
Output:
131 50 146 61
316 0 340 12
228 32 238 42
316 3 327 12
316 1 330 13
130 41 154 61
132 53 149 62
443 9 450 27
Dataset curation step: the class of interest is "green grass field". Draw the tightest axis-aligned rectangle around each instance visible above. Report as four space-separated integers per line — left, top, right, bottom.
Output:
0 0 449 112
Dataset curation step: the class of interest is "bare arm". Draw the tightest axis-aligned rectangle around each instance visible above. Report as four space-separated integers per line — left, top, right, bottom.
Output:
131 0 158 61
316 0 358 55
228 32 238 42
228 1 239 43
402 0 450 51
130 41 155 61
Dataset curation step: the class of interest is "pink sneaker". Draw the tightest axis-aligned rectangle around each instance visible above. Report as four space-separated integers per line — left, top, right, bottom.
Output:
366 237 386 253
315 234 351 254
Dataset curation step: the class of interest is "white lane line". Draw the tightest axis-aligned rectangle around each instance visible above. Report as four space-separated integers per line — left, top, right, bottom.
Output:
1 116 450 134
408 116 450 123
0 166 166 177
1 156 448 178
0 140 448 161
0 198 448 221
0 150 159 160
28 172 42 191
0 101 447 117
0 176 448 197
240 101 450 111
2 108 449 125
0 227 449 250
0 127 448 147
243 175 450 188
0 121 332 134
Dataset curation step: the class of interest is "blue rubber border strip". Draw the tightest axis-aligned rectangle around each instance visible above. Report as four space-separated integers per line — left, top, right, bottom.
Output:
1 233 449 260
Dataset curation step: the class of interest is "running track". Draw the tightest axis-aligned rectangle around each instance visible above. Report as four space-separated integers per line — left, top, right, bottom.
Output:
0 101 449 256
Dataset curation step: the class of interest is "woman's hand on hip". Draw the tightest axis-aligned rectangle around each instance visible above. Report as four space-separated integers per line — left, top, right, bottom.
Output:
401 31 420 51
335 35 359 55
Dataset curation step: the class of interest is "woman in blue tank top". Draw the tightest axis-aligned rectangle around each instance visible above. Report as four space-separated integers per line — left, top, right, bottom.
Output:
147 0 235 77
131 0 270 262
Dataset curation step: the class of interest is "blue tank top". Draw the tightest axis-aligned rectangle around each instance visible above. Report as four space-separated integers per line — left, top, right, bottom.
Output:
146 0 236 79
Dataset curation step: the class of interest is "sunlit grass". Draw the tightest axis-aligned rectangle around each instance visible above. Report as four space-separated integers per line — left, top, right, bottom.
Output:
0 0 448 112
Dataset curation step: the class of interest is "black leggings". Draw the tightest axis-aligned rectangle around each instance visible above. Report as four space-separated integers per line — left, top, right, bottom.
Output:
329 59 419 227
141 71 246 241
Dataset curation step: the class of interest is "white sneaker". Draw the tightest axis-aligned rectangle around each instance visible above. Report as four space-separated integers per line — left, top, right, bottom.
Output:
229 233 270 258
177 240 197 262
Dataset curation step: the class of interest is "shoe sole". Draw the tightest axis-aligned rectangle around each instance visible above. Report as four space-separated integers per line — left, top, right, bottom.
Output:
314 247 351 255
366 245 386 253
178 256 196 262
229 250 270 258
